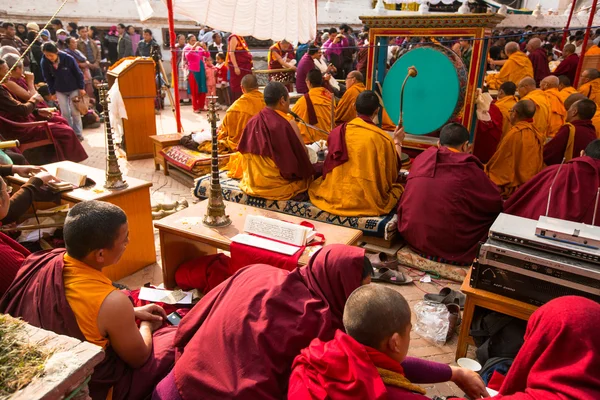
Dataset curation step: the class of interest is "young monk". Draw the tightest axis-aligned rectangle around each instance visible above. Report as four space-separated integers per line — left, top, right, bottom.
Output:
517 77 552 139
291 69 333 144
540 76 567 138
237 81 315 201
578 68 600 108
1 201 176 400
486 100 544 199
153 245 372 400
486 42 534 90
491 296 600 399
557 75 578 103
495 81 518 137
505 139 600 224
309 90 404 216
288 285 489 399
398 123 502 265
544 97 597 165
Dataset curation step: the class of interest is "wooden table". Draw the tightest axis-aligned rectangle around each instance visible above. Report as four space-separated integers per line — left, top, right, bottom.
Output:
155 200 364 289
7 161 156 281
455 269 539 360
150 134 182 176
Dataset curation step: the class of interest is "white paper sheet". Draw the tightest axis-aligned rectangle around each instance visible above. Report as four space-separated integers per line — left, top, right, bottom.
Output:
231 233 301 256
139 287 193 305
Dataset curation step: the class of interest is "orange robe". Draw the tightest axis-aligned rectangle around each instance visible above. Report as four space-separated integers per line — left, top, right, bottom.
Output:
291 87 333 144
578 79 600 109
592 109 600 138
522 89 552 139
485 52 534 90
495 95 517 138
586 45 600 55
543 88 567 138
558 86 578 104
309 117 403 216
334 83 395 130
486 120 544 199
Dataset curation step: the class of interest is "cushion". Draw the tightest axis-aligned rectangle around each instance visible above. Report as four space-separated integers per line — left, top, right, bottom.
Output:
193 171 398 239
160 145 230 175
396 245 470 283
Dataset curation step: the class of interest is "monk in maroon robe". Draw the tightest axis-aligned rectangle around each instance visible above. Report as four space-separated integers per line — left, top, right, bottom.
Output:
545 96 597 165
398 123 503 265
551 44 579 85
472 101 503 164
527 38 550 86
505 139 600 225
1 201 175 400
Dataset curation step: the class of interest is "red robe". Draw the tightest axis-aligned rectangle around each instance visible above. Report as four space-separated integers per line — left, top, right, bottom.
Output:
543 120 597 165
0 249 176 400
167 245 365 400
472 102 504 164
504 156 600 224
528 48 551 86
227 34 253 98
398 147 503 265
551 53 580 85
0 232 29 297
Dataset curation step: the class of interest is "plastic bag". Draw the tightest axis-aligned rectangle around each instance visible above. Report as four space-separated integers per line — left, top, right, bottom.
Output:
414 300 450 345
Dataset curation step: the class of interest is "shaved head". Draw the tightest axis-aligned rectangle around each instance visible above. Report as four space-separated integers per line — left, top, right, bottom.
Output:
343 285 412 349
517 77 537 98
570 98 597 121
528 37 542 50
348 70 364 83
306 69 323 88
565 93 587 110
241 74 259 91
583 68 600 81
514 99 536 120
440 123 470 148
563 43 576 55
540 75 559 90
505 41 519 55
585 139 600 159
558 75 572 88
499 81 517 96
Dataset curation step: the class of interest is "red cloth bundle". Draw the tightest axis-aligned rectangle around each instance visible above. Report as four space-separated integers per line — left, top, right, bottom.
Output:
175 253 232 294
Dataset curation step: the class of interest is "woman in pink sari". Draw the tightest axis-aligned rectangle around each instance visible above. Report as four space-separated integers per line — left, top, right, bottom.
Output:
183 35 209 113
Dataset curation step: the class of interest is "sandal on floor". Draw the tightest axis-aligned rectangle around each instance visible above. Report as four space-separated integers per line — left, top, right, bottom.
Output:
424 287 466 309
446 303 462 341
366 252 399 270
373 268 413 285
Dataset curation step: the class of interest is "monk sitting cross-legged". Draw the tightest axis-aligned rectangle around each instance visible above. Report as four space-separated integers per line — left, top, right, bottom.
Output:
578 68 600 109
238 81 315 201
0 201 176 400
486 99 544 199
540 76 567 138
544 96 597 165
557 75 578 104
495 81 518 138
518 77 552 139
291 69 333 144
397 123 503 265
486 42 534 90
505 139 600 225
335 71 395 130
309 90 404 217
288 285 489 400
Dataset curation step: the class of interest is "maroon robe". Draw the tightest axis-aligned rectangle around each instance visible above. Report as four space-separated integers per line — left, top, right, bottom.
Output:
163 245 365 400
397 147 503 265
472 102 503 164
0 249 176 400
238 107 315 180
528 48 551 86
551 53 580 85
544 120 597 165
504 156 600 224
0 232 29 297
0 86 87 163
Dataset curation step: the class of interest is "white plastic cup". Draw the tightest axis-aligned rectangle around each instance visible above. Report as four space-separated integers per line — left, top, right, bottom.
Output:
457 357 482 372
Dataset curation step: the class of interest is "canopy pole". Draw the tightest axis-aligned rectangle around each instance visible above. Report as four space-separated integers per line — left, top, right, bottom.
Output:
560 0 577 50
574 1 598 88
167 0 183 133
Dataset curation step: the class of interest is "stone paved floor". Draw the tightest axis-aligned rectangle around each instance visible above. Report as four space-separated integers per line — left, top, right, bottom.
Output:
79 105 466 398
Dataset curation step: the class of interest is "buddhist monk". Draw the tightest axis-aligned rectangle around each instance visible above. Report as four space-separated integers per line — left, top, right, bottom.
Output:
552 44 579 85
238 81 315 201
310 91 403 216
291 69 333 144
586 43 600 55
335 71 395 130
227 34 253 101
486 99 544 199
200 74 265 153
486 42 534 90
495 81 518 137
0 201 176 400
557 75 578 103
578 68 600 108
397 123 502 265
505 139 600 225
289 286 490 400
518 77 552 138
568 92 600 139
540 76 567 138
545 98 597 165
527 38 551 86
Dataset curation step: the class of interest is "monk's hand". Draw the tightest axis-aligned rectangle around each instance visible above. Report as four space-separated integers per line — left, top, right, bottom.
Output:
450 366 490 398
79 89 86 97
38 109 53 119
234 66 241 76
134 304 167 324
12 165 46 178
393 125 406 145
34 171 57 185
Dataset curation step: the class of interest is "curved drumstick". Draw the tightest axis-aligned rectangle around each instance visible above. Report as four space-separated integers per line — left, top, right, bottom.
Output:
399 66 418 128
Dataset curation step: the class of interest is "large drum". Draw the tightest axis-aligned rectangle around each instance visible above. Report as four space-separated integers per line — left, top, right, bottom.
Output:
383 44 468 135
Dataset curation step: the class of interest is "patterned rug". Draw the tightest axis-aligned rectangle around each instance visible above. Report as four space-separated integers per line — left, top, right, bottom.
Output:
160 145 230 174
193 171 398 239
396 245 470 283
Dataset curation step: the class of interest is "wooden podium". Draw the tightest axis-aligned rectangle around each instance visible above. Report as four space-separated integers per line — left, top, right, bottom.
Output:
107 58 157 160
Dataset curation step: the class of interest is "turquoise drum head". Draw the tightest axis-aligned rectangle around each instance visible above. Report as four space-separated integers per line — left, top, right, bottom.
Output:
383 44 467 135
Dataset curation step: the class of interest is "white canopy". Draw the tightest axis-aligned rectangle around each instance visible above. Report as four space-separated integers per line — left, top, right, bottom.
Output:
164 0 317 43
